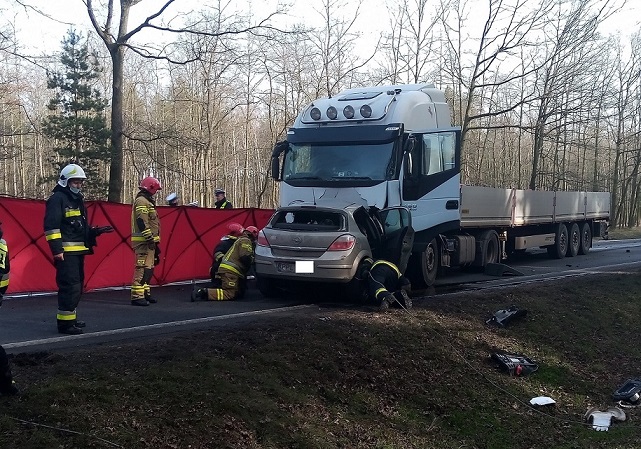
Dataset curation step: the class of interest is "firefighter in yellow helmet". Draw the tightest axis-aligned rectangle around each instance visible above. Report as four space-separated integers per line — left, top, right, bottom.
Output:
43 164 114 334
192 226 258 301
130 176 162 306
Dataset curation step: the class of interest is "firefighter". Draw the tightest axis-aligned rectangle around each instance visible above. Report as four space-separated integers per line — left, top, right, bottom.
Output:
213 188 233 209
131 176 162 306
367 259 413 311
209 222 244 284
192 226 258 301
0 221 18 396
44 164 114 334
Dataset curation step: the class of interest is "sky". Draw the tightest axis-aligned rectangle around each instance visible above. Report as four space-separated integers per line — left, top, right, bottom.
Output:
4 0 639 58
6 0 388 55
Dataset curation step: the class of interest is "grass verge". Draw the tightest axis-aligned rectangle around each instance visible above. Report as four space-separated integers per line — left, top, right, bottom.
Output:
2 271 641 448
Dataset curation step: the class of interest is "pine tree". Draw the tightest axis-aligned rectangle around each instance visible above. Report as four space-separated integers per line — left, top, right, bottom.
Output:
42 29 111 199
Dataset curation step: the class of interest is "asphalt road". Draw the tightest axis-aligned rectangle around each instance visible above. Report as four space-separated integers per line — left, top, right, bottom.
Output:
2 238 640 354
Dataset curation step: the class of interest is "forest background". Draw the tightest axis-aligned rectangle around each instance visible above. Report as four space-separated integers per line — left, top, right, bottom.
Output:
0 0 639 228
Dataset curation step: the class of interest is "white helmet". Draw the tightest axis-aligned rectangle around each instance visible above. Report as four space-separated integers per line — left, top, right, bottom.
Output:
58 164 87 187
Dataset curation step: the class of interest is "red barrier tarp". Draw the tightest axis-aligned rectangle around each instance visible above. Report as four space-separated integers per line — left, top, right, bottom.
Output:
0 196 273 294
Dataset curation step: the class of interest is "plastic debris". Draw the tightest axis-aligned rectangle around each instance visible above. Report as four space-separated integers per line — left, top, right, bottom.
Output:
530 396 556 406
490 352 538 376
612 378 641 407
486 305 527 327
584 406 626 431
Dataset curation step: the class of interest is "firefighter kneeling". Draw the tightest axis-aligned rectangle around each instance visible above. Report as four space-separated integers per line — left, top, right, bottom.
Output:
367 259 413 311
192 226 258 301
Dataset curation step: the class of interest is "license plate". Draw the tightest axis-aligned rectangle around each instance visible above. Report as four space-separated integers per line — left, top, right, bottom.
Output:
276 262 294 273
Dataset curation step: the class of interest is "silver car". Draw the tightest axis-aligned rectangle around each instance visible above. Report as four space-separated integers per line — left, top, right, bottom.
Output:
254 202 414 299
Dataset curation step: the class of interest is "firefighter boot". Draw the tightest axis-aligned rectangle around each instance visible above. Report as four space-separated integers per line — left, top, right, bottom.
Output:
399 290 412 309
191 288 207 302
131 299 150 307
145 291 157 304
58 324 83 335
0 348 18 396
379 294 393 312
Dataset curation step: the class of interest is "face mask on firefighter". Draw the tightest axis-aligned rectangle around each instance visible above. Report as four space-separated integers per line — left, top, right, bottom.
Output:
69 179 84 194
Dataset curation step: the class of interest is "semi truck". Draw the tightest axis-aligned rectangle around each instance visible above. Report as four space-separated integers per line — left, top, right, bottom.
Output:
264 84 610 288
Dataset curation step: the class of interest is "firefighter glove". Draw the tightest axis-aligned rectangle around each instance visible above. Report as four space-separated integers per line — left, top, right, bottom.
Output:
93 225 114 236
154 244 161 266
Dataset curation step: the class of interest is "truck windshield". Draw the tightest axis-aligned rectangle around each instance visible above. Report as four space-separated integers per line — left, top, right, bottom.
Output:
283 142 396 182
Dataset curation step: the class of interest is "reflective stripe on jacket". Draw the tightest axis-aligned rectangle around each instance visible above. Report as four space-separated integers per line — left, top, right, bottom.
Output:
0 238 9 294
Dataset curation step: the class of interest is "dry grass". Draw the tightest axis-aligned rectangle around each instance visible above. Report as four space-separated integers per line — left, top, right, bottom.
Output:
2 272 641 448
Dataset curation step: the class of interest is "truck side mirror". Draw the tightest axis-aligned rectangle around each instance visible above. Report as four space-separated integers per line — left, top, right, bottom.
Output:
271 156 281 180
271 141 288 181
404 153 413 177
403 135 416 177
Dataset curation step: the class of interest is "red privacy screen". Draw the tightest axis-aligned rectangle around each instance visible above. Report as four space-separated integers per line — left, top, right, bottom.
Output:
0 196 273 294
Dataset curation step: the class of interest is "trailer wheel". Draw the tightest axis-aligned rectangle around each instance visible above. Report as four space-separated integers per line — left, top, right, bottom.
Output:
407 238 439 288
578 222 592 255
475 230 499 267
567 223 580 257
547 223 568 259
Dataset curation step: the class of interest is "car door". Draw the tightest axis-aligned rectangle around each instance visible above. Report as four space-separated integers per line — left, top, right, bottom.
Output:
372 207 415 272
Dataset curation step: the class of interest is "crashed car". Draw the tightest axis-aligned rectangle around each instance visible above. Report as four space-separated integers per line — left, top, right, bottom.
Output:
254 200 414 300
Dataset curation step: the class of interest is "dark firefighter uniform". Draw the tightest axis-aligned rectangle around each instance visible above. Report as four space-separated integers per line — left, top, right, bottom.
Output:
367 259 412 311
194 232 254 301
131 190 160 305
44 185 96 332
0 228 18 396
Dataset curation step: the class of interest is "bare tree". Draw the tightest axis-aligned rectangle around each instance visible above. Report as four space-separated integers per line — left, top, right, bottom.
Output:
85 0 283 202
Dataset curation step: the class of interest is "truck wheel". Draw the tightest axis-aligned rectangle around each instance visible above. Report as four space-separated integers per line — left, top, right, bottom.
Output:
408 238 439 288
547 223 568 259
475 230 499 267
578 222 592 255
256 276 281 298
567 223 580 257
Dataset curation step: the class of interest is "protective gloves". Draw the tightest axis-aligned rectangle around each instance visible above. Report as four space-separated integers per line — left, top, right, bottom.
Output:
154 243 161 266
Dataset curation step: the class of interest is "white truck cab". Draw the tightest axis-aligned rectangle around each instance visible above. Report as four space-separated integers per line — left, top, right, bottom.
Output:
268 84 609 288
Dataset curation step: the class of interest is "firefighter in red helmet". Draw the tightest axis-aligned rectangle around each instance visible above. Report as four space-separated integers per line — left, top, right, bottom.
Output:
209 222 244 284
130 176 162 306
192 227 256 301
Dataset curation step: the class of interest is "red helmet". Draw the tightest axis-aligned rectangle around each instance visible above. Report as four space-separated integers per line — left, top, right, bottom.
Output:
140 177 162 195
227 222 244 237
245 226 259 239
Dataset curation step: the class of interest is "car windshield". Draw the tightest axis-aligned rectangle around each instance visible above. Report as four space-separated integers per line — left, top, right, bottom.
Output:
283 142 396 182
